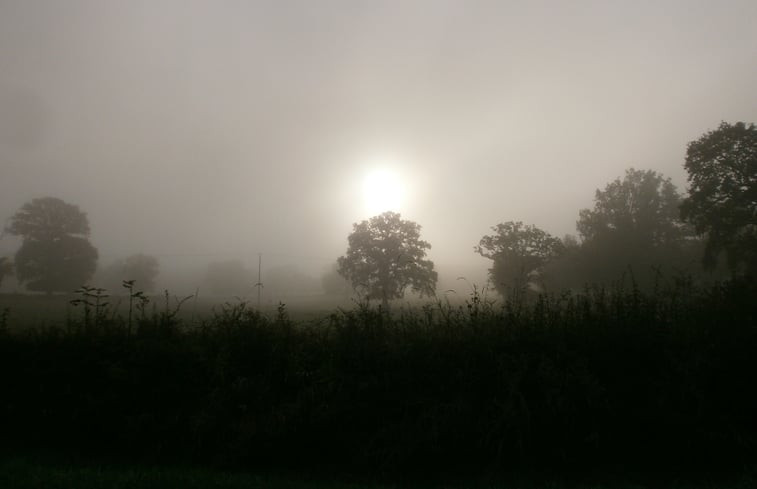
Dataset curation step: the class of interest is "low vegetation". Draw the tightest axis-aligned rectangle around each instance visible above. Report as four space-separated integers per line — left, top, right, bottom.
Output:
1 276 755 482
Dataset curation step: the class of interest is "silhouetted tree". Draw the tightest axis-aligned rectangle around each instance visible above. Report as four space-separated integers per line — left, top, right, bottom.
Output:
554 169 698 288
540 234 586 290
476 221 564 296
8 197 97 293
338 212 437 310
681 121 757 276
204 260 254 296
577 168 686 245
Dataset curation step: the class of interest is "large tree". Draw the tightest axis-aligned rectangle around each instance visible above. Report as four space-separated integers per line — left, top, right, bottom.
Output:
476 221 564 295
8 197 98 293
680 121 757 276
564 168 696 288
337 212 437 309
577 168 685 245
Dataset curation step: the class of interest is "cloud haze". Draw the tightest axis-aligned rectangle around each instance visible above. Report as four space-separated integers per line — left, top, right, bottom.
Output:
1 0 756 292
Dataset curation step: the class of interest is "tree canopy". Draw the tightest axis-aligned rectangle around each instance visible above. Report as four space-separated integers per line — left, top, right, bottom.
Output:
476 221 564 295
8 197 90 241
8 197 98 293
337 212 437 309
680 121 757 275
544 169 703 290
577 168 685 246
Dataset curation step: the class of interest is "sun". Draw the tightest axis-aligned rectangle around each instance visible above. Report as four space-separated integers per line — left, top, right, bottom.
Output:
362 168 405 216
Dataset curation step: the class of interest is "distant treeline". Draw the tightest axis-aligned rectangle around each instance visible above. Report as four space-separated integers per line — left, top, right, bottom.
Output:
1 277 755 477
2 121 755 303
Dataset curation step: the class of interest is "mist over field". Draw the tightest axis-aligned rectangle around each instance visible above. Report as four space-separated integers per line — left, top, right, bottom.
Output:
3 3 757 485
1 0 755 301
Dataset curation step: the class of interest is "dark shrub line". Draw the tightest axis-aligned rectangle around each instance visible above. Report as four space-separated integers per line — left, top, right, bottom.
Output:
1 278 755 477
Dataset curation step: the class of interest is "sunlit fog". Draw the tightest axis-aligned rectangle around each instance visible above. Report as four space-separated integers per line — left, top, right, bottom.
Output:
1 0 755 300
2 2 757 483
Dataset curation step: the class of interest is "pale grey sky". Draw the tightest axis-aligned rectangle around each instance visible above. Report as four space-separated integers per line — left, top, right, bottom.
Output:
1 0 756 291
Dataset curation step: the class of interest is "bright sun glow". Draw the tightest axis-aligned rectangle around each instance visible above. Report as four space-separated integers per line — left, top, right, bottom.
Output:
362 168 405 216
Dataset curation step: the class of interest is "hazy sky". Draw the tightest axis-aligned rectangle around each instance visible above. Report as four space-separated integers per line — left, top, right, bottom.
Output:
1 0 756 288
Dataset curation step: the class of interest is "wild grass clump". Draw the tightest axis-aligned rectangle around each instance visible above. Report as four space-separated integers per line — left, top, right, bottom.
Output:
0 277 755 479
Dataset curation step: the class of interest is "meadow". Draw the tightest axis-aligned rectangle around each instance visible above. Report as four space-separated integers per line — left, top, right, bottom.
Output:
0 291 348 331
1 277 756 486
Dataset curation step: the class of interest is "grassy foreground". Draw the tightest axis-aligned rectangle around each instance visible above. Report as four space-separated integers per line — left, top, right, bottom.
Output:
1 458 755 489
0 458 382 489
1 277 756 481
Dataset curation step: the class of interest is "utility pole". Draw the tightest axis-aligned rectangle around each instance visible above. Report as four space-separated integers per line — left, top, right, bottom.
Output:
255 253 262 309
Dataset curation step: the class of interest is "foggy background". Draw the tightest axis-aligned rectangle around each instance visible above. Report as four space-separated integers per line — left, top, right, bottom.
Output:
1 0 756 298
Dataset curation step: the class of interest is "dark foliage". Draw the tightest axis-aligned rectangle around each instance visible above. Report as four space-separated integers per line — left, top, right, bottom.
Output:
476 221 564 295
545 169 703 290
8 197 98 293
1 278 756 479
681 121 757 276
14 236 98 293
8 197 90 241
338 212 437 309
577 168 686 245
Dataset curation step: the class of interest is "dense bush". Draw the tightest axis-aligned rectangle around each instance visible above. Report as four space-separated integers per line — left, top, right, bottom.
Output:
1 278 755 478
